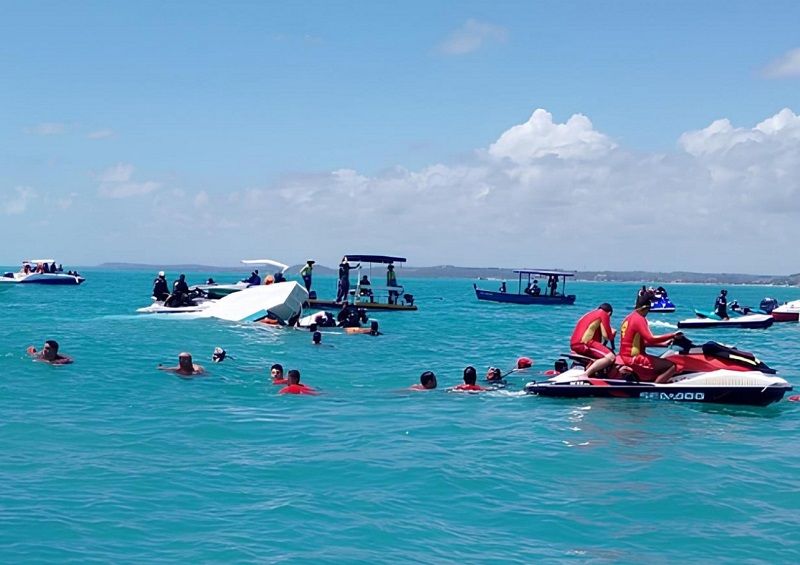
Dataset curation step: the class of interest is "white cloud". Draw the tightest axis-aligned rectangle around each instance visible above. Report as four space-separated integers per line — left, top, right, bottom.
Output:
762 47 800 78
87 129 115 139
3 186 37 215
94 164 161 198
488 109 616 162
435 19 508 56
25 122 66 136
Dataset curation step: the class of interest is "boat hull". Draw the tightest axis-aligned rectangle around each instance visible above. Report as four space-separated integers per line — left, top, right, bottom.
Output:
771 300 800 322
525 371 791 407
305 298 417 311
678 312 774 329
474 287 576 305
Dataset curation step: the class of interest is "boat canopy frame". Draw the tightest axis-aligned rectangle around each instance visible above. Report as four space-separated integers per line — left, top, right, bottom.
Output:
510 269 575 296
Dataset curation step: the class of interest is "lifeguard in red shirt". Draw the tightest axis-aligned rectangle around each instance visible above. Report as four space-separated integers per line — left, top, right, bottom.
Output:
451 366 487 392
619 298 682 383
570 303 616 377
279 369 318 395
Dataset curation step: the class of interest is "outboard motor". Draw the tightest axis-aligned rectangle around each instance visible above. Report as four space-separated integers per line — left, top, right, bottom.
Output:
308 290 318 300
404 293 414 306
760 297 779 314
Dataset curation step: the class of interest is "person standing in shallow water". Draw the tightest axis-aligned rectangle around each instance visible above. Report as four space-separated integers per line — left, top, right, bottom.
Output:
158 352 207 377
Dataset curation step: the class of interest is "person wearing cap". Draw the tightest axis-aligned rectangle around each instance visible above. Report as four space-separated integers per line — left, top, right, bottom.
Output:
212 347 230 362
152 271 169 301
299 260 315 292
714 289 729 320
158 352 207 377
618 297 682 383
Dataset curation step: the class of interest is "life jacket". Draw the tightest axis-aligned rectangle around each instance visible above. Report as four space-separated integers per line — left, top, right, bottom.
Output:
452 384 485 392
279 383 317 395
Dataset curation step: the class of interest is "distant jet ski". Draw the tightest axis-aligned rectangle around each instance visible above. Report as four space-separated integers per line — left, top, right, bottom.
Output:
649 295 676 313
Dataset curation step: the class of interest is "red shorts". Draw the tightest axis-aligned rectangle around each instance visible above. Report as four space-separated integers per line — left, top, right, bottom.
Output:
620 354 661 381
571 340 612 359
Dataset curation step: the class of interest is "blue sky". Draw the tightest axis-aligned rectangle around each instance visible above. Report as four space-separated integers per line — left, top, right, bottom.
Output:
3 1 800 273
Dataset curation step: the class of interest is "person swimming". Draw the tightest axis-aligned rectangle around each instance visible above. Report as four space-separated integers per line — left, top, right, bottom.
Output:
279 369 317 395
158 352 207 377
27 340 73 365
270 363 287 385
410 371 437 390
451 366 486 392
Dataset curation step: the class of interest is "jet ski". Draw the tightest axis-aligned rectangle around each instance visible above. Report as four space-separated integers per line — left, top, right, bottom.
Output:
649 295 676 313
524 336 791 406
137 289 215 314
677 309 774 329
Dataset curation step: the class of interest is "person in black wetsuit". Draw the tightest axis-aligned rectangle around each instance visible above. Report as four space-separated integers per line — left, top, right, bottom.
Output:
152 271 169 301
165 274 190 307
336 305 368 328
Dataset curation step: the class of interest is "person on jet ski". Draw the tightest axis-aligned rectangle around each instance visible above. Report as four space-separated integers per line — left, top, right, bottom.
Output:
729 300 751 315
714 289 729 320
152 271 169 301
242 270 261 286
619 296 683 383
570 303 617 378
165 274 190 307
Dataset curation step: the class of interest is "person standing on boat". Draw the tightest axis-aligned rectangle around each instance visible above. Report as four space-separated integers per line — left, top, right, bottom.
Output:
386 263 400 304
714 289 729 320
547 276 559 296
152 271 169 301
570 303 616 378
299 260 314 292
619 297 682 383
336 257 360 303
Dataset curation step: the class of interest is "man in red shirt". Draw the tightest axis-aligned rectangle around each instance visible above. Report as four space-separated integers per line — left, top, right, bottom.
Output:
451 366 486 392
570 303 616 377
279 369 318 395
619 297 682 383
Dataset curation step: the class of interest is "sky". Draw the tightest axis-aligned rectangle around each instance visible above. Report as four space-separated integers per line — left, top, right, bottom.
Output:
2 1 800 274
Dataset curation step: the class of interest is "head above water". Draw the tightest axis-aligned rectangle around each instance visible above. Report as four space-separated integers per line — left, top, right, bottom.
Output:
312 331 322 344
287 369 301 384
419 371 437 389
212 347 226 362
270 363 284 378
178 352 193 368
463 366 478 385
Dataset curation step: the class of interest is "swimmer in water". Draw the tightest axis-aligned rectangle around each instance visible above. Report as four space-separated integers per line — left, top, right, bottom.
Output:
409 370 437 390
158 352 207 377
27 340 73 365
451 366 486 392
279 369 318 395
270 363 287 385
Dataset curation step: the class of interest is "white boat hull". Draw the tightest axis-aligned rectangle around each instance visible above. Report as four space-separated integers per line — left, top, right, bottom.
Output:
0 272 85 285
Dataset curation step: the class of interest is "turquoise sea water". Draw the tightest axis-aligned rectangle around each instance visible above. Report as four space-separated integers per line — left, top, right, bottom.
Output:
1 270 799 564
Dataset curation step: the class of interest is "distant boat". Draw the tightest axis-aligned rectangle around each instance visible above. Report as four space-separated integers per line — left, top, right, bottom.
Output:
474 269 576 305
0 259 84 285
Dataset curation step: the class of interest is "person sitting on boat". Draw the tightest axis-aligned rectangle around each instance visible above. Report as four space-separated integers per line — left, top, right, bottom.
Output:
655 286 668 299
42 262 50 273
152 271 169 301
451 366 487 392
279 369 318 395
337 304 368 328
714 289 729 320
499 281 506 293
570 303 617 378
274 271 286 283
27 340 73 365
206 277 216 285
242 270 261 286
22 262 31 275
358 274 373 299
729 300 751 315
387 263 400 304
53 262 59 272
410 371 438 390
165 274 190 307
619 297 682 383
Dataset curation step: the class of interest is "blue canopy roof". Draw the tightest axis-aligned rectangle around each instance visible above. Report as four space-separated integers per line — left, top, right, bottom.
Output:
345 255 406 264
513 269 575 277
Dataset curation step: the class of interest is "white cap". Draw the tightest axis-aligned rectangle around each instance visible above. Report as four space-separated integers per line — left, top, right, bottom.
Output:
158 271 165 277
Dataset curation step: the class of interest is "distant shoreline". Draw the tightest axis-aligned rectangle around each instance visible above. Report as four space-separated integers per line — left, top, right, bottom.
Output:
81 262 800 287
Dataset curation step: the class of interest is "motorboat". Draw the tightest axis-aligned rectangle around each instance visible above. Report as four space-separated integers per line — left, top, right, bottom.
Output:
190 259 290 299
524 336 791 406
1 259 85 285
677 310 774 329
771 299 800 322
307 254 417 311
137 281 308 324
474 269 576 305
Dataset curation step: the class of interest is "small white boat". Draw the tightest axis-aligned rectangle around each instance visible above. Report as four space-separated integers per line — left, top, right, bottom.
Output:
191 259 290 298
137 281 308 324
0 259 85 285
771 299 800 322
